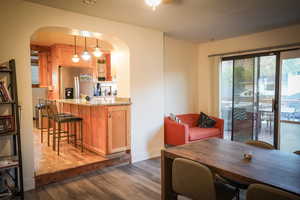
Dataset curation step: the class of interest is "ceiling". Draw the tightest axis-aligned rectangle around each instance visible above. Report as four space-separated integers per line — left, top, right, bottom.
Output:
31 27 113 50
25 0 300 42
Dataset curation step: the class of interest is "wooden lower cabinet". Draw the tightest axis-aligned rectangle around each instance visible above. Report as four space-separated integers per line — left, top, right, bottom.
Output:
107 106 131 154
61 103 131 156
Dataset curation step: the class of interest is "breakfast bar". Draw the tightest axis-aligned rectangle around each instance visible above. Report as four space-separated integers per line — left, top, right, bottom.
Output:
58 98 131 157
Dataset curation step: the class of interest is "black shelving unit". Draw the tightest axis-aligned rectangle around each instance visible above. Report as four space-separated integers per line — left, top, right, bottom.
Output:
0 59 24 199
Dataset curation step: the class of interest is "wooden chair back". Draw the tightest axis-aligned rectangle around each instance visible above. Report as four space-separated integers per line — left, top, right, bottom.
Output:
245 140 275 150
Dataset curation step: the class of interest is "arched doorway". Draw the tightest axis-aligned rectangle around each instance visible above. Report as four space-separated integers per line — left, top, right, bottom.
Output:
30 26 131 186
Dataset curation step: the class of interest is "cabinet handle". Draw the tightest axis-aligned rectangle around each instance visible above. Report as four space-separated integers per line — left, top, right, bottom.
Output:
108 113 112 118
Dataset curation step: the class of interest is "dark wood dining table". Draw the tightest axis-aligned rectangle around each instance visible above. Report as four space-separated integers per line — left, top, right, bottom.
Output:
161 138 300 200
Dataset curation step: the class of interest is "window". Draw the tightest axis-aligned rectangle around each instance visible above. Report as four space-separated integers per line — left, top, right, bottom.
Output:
31 50 39 86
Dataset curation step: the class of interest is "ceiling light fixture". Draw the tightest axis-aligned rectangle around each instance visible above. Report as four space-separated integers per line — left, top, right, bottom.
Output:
145 0 162 11
81 37 91 61
72 36 80 63
93 39 103 57
82 0 97 6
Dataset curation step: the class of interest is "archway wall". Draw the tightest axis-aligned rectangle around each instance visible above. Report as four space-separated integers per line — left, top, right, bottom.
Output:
0 0 165 191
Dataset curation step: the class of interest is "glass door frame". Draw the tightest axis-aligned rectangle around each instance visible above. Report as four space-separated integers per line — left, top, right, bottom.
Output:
278 49 300 152
222 51 281 148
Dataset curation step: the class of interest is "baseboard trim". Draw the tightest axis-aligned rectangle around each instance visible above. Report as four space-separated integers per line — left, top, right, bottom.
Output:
131 148 162 163
23 177 35 191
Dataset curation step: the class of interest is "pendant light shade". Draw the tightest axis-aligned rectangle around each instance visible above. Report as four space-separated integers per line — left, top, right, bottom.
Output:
145 0 162 10
72 54 80 63
81 37 91 61
72 36 80 63
93 39 103 57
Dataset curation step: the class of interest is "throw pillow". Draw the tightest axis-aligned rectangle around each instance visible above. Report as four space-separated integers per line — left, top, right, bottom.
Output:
198 112 216 128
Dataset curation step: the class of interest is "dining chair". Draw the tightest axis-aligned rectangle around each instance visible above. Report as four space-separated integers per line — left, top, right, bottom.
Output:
245 140 275 149
246 184 300 200
294 150 300 155
172 158 236 200
216 140 275 200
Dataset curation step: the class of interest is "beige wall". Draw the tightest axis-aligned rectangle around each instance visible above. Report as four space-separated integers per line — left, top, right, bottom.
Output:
198 24 300 116
164 37 198 115
0 0 164 190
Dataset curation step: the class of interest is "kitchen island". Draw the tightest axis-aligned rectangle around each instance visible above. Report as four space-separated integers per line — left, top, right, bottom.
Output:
58 98 131 157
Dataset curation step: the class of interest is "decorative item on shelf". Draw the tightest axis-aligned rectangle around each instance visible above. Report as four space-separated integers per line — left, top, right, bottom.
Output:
93 39 103 57
0 81 12 103
81 37 91 61
0 115 15 134
72 36 80 63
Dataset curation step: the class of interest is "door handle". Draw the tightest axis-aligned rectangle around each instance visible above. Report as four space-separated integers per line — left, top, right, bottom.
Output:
272 99 276 112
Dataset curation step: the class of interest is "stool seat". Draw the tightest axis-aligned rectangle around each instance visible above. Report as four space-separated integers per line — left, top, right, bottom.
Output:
53 115 83 123
42 113 72 118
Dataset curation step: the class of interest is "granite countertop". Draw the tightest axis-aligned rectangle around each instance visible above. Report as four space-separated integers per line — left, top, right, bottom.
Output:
57 98 131 106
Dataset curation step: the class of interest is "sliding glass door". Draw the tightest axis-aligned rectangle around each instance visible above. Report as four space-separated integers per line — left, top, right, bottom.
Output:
280 50 300 152
232 58 255 142
220 53 279 146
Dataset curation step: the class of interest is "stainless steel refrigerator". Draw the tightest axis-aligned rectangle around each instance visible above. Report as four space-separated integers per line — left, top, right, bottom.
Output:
59 66 94 99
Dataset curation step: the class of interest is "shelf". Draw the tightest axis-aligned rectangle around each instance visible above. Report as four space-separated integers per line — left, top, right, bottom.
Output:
0 156 19 170
0 101 15 105
0 68 12 73
0 131 17 137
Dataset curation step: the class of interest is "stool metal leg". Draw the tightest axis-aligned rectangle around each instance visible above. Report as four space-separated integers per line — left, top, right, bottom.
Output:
58 122 61 156
53 121 56 151
80 120 83 152
67 122 70 144
47 118 51 146
40 116 44 143
74 121 77 148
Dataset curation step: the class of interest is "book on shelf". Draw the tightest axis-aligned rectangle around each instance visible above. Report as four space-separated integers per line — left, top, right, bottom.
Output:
0 81 12 102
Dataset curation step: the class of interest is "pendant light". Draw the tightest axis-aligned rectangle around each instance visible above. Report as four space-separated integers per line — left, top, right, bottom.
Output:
81 37 91 61
72 36 80 63
93 39 103 57
145 0 162 11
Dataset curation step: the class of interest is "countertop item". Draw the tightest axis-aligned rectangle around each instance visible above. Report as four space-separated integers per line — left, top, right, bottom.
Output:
57 98 131 106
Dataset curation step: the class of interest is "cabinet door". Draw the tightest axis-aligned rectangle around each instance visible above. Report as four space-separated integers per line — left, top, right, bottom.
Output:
38 51 49 87
107 106 130 154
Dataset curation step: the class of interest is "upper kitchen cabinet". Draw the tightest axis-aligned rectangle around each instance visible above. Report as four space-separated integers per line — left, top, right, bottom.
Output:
30 45 51 88
38 51 50 88
51 44 97 69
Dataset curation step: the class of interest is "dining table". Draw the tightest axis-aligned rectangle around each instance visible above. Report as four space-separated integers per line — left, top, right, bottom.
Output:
161 138 300 200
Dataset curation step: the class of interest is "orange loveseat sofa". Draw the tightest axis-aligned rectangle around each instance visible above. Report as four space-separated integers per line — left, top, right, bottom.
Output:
164 114 224 146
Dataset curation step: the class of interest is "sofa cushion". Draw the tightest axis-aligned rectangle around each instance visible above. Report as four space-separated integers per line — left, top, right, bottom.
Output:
198 112 216 128
189 127 220 141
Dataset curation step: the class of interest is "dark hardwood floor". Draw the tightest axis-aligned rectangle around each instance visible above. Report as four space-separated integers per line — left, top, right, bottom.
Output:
25 158 243 200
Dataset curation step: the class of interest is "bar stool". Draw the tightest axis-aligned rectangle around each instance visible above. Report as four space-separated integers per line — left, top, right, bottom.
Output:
47 101 83 155
44 100 72 147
